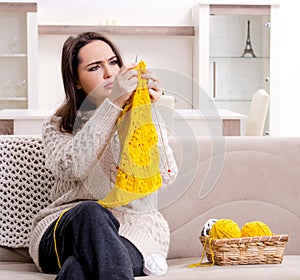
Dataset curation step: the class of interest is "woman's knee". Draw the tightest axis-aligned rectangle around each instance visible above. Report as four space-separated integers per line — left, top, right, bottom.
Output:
71 201 119 227
74 201 102 214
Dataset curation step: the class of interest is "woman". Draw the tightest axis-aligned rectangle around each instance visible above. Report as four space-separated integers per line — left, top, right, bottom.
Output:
29 32 178 279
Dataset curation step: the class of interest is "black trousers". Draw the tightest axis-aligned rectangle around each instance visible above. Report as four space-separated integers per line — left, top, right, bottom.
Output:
39 201 145 280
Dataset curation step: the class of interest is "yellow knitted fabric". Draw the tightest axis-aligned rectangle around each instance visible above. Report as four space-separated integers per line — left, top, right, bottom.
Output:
241 221 272 237
209 219 241 239
98 61 162 208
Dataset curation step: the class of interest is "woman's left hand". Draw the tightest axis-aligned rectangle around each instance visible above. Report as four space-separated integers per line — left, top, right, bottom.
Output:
141 71 163 103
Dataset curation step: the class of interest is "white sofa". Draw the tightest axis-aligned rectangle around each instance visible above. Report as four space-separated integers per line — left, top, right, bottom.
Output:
1 135 300 279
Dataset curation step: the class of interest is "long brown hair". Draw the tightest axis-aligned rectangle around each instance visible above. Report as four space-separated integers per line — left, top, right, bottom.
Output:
54 32 124 133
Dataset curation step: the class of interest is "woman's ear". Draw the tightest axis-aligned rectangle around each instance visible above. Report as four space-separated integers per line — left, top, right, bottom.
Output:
76 81 82 89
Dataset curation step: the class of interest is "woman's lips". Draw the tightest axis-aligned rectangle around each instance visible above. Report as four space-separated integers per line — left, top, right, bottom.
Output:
104 82 114 89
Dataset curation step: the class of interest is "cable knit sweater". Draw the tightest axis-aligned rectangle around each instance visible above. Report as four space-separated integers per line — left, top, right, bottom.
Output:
29 98 178 272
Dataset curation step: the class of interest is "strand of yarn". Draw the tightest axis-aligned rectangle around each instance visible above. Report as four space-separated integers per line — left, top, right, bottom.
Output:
188 237 215 268
53 208 71 269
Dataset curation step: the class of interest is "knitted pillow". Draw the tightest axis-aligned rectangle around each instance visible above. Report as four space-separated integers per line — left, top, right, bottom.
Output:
0 135 54 248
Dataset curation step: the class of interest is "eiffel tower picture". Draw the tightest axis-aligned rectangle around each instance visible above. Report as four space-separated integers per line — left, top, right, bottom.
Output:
241 20 256 57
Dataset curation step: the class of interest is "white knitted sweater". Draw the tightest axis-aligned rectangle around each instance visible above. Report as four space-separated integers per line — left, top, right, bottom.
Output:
28 98 178 271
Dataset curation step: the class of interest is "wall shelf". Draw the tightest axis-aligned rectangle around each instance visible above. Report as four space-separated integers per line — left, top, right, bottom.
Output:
210 56 270 59
0 2 37 12
210 5 270 15
0 53 27 58
38 25 195 36
0 97 28 101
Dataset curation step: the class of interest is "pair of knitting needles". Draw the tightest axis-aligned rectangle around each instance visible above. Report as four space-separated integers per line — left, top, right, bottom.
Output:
135 54 139 63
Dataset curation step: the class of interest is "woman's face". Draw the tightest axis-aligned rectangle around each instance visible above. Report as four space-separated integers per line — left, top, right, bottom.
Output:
76 40 120 105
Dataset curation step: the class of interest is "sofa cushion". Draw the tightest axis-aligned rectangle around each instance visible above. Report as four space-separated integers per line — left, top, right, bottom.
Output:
0 262 54 279
0 247 32 262
140 256 300 280
0 136 54 248
0 256 299 280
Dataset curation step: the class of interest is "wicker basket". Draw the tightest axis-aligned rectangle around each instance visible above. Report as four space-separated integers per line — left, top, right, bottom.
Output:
200 234 289 266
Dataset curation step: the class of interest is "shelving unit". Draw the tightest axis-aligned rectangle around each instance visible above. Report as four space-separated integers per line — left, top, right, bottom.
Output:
210 10 270 99
192 3 280 135
210 56 270 101
0 2 38 110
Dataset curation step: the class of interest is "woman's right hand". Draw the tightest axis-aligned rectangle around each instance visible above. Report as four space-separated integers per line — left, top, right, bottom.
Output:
109 63 138 108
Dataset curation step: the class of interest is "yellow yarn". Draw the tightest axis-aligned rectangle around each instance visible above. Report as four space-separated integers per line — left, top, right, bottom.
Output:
189 219 240 268
188 237 215 268
98 61 162 208
241 221 272 237
209 219 241 239
53 208 71 269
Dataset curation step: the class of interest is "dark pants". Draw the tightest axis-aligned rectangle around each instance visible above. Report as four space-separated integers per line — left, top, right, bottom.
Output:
39 201 145 280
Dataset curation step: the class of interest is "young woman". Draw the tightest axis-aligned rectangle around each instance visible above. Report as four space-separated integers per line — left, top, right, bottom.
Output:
29 32 178 279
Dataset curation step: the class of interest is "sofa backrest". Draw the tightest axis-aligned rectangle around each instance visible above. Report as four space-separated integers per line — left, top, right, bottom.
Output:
1 135 299 260
160 136 300 258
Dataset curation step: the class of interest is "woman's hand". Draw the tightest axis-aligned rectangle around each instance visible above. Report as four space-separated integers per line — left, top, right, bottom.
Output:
109 64 163 108
142 71 163 103
109 63 138 108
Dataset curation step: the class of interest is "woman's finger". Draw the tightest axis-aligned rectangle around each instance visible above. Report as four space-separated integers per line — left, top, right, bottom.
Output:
119 63 138 74
147 80 162 93
141 72 158 82
148 88 161 103
123 69 138 80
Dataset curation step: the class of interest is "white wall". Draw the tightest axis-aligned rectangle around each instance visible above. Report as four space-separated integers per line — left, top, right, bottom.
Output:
36 0 300 136
278 0 300 136
37 0 196 110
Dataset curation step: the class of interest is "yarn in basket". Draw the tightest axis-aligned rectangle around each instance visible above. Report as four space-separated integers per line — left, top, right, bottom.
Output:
189 219 273 268
241 221 272 237
201 218 218 236
188 219 241 268
209 219 241 239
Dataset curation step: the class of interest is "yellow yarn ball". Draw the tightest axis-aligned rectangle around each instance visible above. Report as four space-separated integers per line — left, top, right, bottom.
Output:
209 219 241 239
241 221 272 237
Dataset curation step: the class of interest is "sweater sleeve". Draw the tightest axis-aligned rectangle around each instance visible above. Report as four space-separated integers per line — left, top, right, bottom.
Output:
42 98 122 181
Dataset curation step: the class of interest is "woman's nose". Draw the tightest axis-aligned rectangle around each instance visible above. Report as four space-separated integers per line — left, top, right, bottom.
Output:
103 65 114 79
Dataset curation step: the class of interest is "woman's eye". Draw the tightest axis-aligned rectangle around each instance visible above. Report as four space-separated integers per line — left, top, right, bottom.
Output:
88 65 101 72
110 59 118 65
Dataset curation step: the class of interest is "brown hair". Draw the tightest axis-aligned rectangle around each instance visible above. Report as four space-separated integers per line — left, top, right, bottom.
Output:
54 32 124 133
